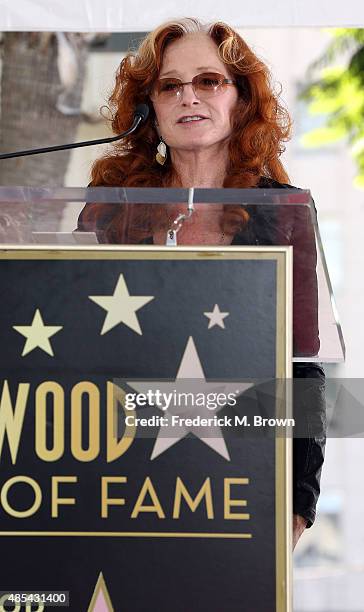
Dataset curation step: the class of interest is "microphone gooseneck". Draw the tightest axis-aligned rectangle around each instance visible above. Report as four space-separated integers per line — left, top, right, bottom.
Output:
0 104 150 160
134 103 149 125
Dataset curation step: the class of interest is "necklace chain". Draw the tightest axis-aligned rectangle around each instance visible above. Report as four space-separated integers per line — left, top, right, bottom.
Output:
166 216 227 245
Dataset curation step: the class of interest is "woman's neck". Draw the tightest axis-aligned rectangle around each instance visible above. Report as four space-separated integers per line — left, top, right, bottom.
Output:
170 145 229 188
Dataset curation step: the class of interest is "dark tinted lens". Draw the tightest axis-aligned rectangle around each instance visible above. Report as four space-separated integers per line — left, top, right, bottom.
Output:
194 72 223 91
158 79 181 95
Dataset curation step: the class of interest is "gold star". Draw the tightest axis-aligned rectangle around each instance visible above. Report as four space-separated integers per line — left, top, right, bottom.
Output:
89 273 154 335
13 309 63 357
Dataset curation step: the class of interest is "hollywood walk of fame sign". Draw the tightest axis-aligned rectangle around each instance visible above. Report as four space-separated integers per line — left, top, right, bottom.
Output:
0 246 292 612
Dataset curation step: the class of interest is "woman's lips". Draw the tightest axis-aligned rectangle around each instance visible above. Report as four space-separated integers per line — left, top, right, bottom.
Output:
177 118 209 126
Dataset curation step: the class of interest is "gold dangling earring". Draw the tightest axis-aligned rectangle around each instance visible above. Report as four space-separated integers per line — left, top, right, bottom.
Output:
156 138 167 166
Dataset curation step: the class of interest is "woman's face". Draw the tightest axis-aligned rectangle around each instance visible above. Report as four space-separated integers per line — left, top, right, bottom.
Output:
151 33 239 153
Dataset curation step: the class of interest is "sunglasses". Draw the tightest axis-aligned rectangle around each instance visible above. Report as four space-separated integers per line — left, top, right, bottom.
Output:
151 72 236 103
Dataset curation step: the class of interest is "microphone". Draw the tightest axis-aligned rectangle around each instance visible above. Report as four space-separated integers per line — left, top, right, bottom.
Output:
133 103 149 125
0 103 150 160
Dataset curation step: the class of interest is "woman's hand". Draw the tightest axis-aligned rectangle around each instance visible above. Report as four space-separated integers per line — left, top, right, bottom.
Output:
293 513 308 550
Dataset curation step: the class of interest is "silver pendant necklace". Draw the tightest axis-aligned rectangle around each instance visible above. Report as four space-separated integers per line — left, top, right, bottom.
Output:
165 213 226 246
165 213 186 246
165 187 194 246
164 188 227 246
166 228 178 246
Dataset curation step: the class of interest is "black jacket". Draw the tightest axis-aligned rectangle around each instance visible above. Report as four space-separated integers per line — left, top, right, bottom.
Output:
78 177 326 527
233 177 325 527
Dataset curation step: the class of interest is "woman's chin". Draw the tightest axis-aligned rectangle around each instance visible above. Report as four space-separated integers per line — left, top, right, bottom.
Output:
171 138 225 153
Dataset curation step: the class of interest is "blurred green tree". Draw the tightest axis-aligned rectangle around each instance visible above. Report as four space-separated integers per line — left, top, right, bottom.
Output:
299 28 364 189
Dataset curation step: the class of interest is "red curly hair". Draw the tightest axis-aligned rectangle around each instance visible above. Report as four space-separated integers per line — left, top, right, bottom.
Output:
82 18 292 243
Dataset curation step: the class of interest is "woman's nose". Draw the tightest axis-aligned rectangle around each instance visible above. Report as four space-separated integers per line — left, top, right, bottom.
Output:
180 83 200 105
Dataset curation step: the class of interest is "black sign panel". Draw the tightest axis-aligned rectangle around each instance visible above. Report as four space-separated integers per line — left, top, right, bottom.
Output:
0 248 291 612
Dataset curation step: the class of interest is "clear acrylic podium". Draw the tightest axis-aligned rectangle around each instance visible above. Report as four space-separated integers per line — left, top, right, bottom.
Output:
0 186 344 362
0 187 342 612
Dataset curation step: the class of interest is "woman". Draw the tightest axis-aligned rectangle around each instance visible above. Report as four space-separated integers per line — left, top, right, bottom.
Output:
78 18 325 549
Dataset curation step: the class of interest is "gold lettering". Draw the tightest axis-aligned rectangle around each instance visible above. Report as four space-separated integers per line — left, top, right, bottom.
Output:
101 476 127 518
0 380 29 464
51 476 77 518
131 477 165 518
35 382 64 461
0 476 42 518
173 477 214 519
0 599 45 612
224 478 250 520
71 382 100 461
0 592 21 611
107 382 135 462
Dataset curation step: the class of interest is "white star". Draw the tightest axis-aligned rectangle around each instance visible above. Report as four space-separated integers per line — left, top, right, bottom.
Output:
128 337 253 461
13 309 62 357
204 304 229 329
89 274 154 335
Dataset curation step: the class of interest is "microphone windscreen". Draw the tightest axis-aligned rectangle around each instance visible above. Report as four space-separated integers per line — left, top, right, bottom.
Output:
134 103 150 124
